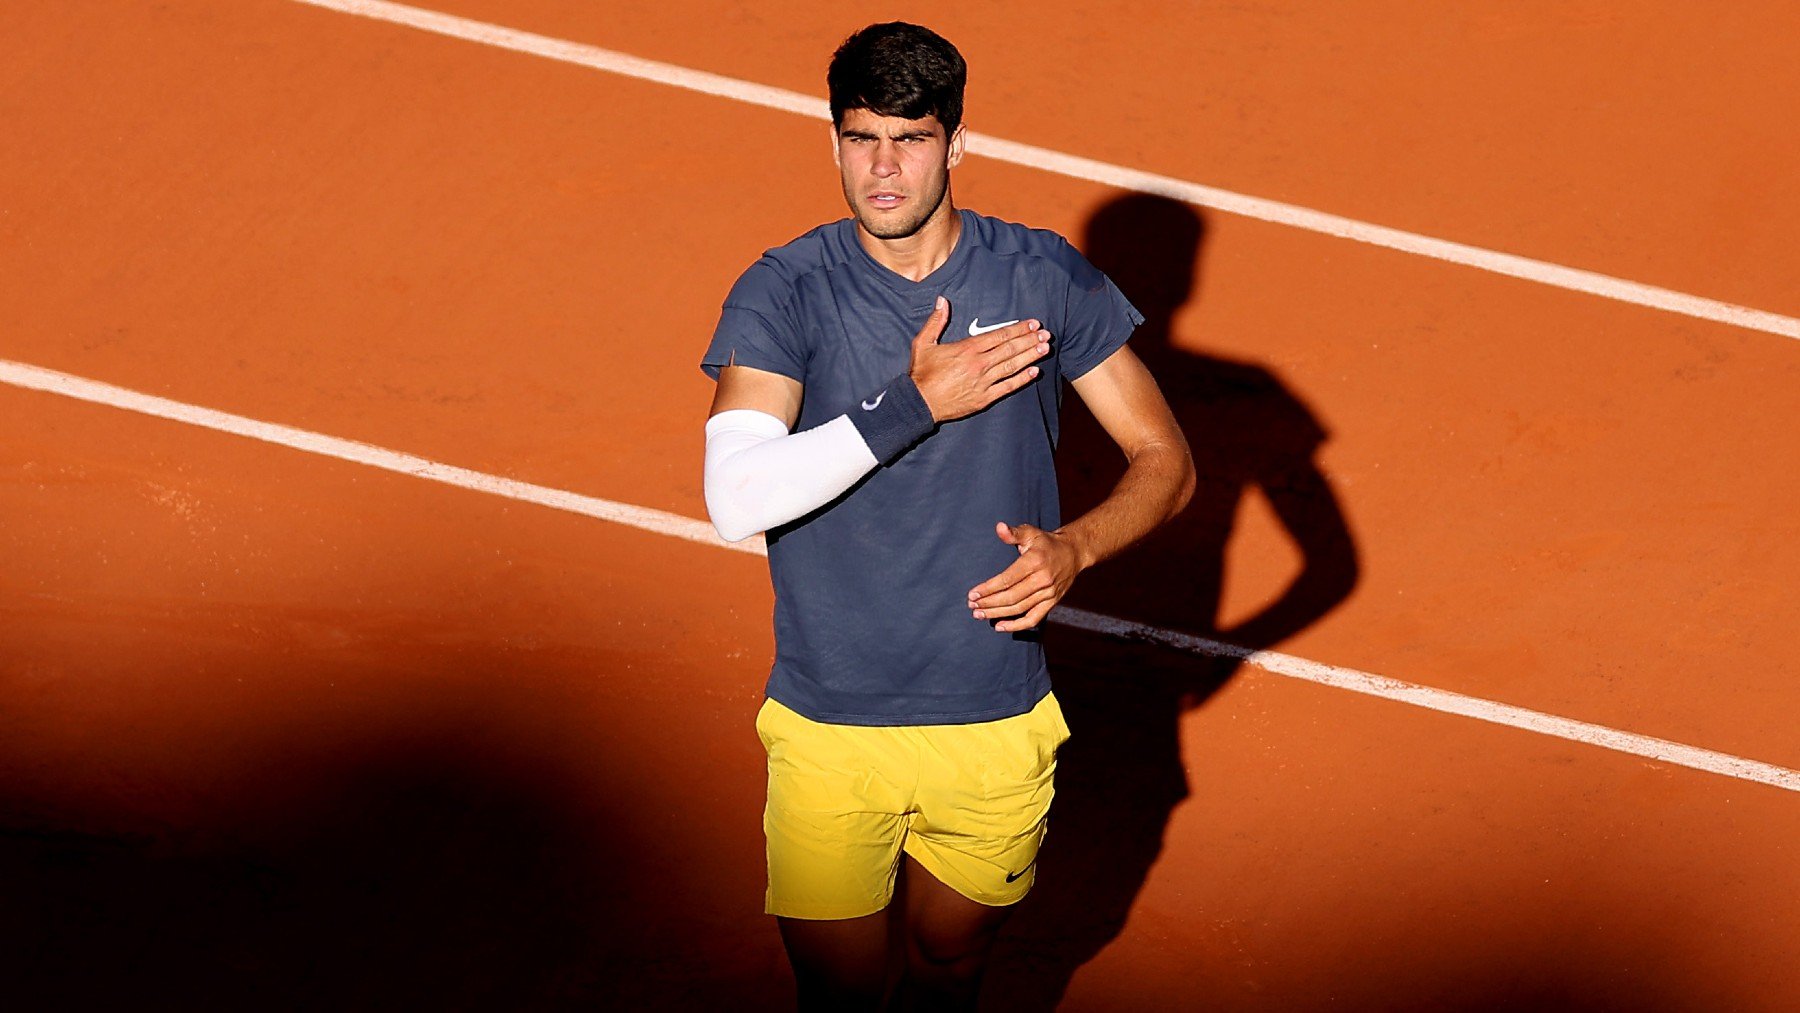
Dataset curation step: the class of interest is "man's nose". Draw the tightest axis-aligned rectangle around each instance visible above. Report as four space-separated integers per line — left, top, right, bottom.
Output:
871 141 901 177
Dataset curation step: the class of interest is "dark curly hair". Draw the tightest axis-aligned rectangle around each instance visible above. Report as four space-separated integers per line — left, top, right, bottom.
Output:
828 22 967 136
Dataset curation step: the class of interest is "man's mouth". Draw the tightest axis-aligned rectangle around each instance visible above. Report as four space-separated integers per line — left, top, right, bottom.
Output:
867 192 906 210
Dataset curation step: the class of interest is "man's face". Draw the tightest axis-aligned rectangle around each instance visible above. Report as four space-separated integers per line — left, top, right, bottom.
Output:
832 108 965 240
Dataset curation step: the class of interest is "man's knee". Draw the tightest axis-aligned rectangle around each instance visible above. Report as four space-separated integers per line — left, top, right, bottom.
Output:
897 916 1003 1011
905 909 1007 977
778 913 890 1010
907 943 983 985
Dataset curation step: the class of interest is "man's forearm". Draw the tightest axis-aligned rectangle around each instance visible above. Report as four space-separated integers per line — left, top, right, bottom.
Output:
704 410 877 542
1059 439 1196 570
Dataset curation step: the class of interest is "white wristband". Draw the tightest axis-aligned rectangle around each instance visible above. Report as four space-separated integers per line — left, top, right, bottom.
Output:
703 409 880 542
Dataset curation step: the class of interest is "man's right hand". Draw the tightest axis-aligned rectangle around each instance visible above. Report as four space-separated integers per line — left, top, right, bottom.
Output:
909 296 1051 423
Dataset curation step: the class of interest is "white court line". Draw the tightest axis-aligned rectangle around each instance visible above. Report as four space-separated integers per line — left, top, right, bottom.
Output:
286 0 1800 342
6 356 1797 794
0 358 762 557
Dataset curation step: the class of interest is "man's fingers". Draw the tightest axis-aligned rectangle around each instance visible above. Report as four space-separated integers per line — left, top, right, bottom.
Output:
973 576 1046 611
973 584 1053 618
984 340 1051 382
995 599 1056 633
974 318 1040 352
971 559 1048 609
913 295 951 347
997 520 1044 544
977 328 1049 366
984 364 1041 402
969 556 1035 601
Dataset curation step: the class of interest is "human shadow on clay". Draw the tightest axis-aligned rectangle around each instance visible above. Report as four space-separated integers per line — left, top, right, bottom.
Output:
982 194 1360 1010
0 645 761 1012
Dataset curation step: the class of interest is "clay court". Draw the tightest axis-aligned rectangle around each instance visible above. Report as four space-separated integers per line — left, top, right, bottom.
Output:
3 2 1797 1008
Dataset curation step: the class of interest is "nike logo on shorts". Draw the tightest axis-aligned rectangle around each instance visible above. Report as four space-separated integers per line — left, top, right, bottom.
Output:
1006 859 1037 884
968 317 1020 337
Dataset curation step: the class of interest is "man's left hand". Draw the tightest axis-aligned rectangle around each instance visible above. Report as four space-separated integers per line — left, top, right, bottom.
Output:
968 522 1085 633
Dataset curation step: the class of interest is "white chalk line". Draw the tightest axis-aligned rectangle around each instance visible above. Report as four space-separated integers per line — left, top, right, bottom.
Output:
285 0 1800 342
0 358 762 556
5 356 1796 794
1052 609 1799 794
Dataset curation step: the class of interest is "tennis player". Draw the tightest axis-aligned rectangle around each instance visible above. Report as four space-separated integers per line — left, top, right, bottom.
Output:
701 22 1195 1010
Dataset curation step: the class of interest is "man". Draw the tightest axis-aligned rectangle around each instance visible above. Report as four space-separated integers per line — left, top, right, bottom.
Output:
700 22 1195 1010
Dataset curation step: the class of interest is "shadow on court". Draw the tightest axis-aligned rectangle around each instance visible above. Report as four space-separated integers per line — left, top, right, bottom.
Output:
981 197 1718 1012
0 638 773 1012
982 193 1361 1010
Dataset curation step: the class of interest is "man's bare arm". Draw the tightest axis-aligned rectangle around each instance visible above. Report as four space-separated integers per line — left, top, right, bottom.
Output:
710 363 805 427
1058 345 1196 568
968 345 1195 631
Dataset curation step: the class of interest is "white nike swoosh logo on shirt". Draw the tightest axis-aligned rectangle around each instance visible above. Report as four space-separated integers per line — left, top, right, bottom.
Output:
968 317 1020 337
862 391 886 411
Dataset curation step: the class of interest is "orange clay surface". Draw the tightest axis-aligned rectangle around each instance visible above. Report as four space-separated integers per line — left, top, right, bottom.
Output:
3 2 1797 1009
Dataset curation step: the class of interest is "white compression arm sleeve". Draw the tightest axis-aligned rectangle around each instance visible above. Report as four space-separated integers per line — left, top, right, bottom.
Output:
703 408 880 542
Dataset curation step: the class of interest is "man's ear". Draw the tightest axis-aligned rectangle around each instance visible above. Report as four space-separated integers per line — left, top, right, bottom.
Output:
829 124 842 169
946 123 967 170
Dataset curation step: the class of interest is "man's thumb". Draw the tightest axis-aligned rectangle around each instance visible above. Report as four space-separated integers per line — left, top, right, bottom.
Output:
996 521 1021 545
913 295 950 346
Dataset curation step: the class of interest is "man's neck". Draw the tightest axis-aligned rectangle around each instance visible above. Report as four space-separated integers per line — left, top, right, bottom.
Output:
855 202 963 282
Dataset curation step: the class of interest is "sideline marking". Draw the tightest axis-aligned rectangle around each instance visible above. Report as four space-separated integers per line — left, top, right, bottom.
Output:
1052 609 1800 793
0 358 761 557
286 0 1800 341
5 357 1797 794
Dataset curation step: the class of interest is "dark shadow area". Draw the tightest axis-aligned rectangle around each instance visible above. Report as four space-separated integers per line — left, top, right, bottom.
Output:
0 649 725 1012
984 193 1361 1009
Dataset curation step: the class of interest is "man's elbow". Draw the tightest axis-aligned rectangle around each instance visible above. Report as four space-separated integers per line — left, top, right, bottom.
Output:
705 491 763 543
713 518 762 543
1142 437 1197 519
704 469 764 543
1172 447 1198 516
710 514 759 543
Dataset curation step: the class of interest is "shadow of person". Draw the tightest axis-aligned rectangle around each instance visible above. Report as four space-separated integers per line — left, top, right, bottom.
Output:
0 649 687 1011
983 193 1360 1009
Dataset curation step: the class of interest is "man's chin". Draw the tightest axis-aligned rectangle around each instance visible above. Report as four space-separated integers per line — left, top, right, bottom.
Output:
856 216 928 241
855 208 930 240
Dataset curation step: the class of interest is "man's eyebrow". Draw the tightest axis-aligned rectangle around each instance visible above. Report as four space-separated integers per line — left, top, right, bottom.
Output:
838 128 937 141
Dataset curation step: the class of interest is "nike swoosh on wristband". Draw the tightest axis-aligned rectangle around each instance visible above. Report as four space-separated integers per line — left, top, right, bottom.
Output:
861 391 886 411
968 317 1020 337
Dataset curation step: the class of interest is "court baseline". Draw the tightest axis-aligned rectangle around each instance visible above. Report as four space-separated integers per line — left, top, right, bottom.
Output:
6 356 1795 794
286 0 1800 341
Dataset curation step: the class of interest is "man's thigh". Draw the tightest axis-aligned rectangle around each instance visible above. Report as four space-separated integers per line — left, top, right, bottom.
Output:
902 692 1072 907
757 693 1072 917
758 698 914 920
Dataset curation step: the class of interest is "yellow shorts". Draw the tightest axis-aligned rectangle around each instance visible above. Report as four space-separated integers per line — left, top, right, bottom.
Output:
756 692 1072 920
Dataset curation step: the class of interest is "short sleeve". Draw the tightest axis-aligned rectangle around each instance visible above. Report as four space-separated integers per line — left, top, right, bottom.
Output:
701 259 808 381
1057 240 1144 380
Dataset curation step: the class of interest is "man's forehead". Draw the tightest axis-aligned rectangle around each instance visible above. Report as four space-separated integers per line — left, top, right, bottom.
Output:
837 108 946 136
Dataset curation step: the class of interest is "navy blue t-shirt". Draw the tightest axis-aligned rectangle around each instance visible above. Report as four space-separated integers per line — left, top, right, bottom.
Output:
702 209 1142 725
